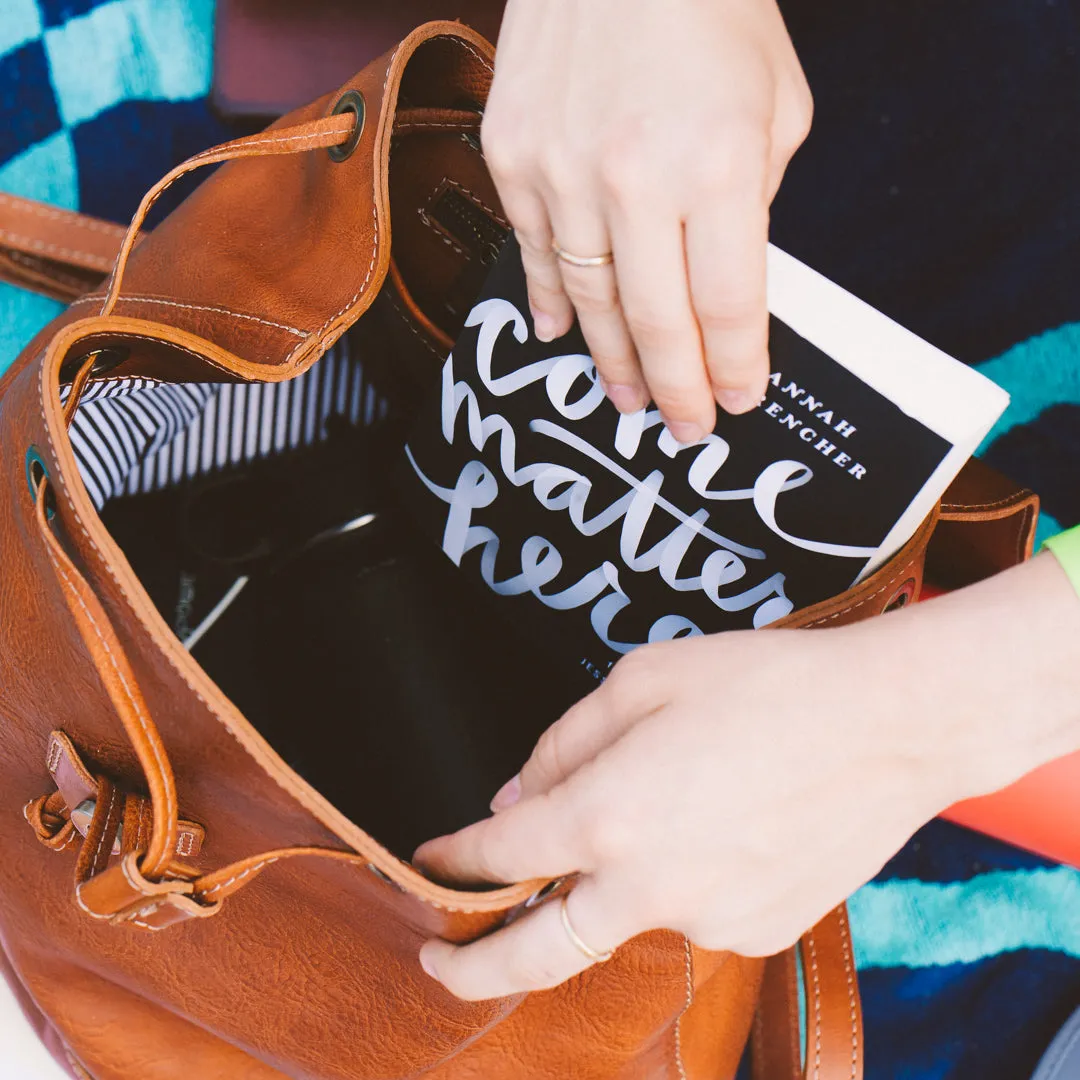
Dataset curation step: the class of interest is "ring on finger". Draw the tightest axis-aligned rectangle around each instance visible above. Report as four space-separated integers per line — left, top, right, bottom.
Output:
551 240 614 268
560 894 614 963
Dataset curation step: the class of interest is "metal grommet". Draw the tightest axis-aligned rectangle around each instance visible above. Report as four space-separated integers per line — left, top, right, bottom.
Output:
328 89 367 162
525 877 566 909
883 578 917 613
25 446 55 520
59 346 130 384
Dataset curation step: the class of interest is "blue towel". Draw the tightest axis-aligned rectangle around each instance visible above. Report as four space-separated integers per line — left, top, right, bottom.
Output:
2 1 1079 1075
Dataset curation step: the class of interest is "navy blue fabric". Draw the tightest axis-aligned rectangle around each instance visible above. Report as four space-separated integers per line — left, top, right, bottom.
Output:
0 42 60 167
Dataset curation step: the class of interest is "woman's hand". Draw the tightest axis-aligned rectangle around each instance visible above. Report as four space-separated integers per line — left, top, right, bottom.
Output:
414 554 1080 1000
482 0 813 444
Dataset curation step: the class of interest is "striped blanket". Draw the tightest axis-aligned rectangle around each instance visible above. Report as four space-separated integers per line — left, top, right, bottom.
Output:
2 0 1079 1075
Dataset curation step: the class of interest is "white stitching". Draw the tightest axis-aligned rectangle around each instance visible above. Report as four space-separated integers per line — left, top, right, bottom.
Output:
444 178 509 229
837 910 859 1079
0 192 127 237
417 209 469 256
802 579 901 628
200 856 281 897
176 829 195 857
43 545 176 863
449 36 495 73
673 936 694 1079
386 295 447 359
47 735 63 774
0 228 113 272
806 930 822 1080
67 294 308 338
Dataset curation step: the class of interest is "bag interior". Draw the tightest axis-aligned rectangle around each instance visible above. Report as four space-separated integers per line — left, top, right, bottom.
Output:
72 103 590 861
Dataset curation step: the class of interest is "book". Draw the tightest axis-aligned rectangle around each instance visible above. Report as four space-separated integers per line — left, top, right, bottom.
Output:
402 237 1009 681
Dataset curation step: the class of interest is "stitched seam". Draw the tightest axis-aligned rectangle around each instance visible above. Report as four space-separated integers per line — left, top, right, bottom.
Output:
99 124 352 310
201 856 282 897
47 736 63 774
673 936 693 1079
445 178 510 229
0 229 113 271
417 208 470 256
387 295 448 359
803 578 900 628
0 193 127 237
8 250 90 289
176 828 194 857
44 547 176 860
394 121 481 132
68 294 308 337
807 931 821 1080
837 910 858 1079
281 200 378 368
939 495 1025 511
450 36 495 73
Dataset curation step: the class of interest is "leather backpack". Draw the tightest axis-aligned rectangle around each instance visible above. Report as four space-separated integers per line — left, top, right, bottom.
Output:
0 21 1038 1080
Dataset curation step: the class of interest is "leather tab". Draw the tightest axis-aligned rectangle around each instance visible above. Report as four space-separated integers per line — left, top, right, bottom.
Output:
76 852 219 931
927 457 1039 589
753 906 862 1080
46 732 204 858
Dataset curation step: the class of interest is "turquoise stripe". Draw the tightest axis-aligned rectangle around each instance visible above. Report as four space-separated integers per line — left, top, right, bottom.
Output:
850 868 1080 969
0 285 63 378
0 130 79 209
43 0 214 129
0 0 42 60
975 322 1080 453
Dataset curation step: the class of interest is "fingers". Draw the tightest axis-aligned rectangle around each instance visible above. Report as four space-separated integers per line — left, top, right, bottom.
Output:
494 651 669 812
413 783 591 887
685 198 771 415
607 211 715 442
419 876 638 1001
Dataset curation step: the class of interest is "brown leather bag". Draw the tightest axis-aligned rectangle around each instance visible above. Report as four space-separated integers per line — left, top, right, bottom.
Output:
0 21 1038 1080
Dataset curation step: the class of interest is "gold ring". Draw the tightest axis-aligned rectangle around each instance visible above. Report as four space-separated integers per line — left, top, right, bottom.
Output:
560 894 614 963
551 241 614 268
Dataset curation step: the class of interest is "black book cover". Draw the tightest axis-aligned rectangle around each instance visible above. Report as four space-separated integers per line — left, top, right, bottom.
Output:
401 238 1005 681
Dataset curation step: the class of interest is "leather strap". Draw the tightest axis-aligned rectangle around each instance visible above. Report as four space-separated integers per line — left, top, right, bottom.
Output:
753 906 862 1080
0 193 128 302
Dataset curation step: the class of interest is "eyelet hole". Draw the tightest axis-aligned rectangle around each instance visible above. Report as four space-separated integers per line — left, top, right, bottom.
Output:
525 877 566 909
328 90 366 163
883 578 916 613
25 447 56 520
59 346 129 384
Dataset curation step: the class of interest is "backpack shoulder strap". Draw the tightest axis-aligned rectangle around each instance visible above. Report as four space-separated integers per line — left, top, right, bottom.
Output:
0 191 127 302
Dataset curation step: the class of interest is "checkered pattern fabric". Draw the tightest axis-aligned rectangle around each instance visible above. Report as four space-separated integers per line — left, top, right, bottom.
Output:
0 0 233 365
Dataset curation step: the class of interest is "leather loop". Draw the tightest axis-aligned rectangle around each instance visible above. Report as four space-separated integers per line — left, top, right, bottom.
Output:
753 906 863 1080
99 113 356 319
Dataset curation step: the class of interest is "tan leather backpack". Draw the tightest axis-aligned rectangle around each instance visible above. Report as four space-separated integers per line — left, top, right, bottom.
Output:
0 21 1038 1080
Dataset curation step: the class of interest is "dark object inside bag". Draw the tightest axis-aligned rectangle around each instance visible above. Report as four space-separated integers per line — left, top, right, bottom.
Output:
102 419 589 859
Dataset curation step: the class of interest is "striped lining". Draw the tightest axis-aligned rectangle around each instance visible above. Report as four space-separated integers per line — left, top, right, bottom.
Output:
64 336 386 508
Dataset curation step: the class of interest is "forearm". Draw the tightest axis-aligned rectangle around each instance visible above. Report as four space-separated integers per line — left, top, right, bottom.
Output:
896 551 1080 805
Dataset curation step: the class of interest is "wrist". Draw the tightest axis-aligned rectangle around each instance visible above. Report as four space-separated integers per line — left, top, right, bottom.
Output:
899 553 1080 805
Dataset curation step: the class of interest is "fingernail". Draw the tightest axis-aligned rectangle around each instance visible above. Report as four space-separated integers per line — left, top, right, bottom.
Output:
604 382 646 414
715 388 761 415
532 309 557 343
490 773 522 813
419 947 438 980
667 420 706 445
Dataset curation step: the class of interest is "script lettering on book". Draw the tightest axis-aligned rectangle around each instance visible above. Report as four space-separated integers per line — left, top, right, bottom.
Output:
407 299 878 658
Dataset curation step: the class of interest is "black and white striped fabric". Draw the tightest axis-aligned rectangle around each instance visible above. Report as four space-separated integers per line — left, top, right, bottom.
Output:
64 336 386 508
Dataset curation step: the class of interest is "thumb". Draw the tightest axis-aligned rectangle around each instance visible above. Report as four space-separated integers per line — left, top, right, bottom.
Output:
491 655 667 812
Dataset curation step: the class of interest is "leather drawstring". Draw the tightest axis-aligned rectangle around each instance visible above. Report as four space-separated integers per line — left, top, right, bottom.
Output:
99 113 357 319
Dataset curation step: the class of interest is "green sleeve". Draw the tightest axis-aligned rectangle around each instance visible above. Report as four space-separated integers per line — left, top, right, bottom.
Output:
1043 523 1080 594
